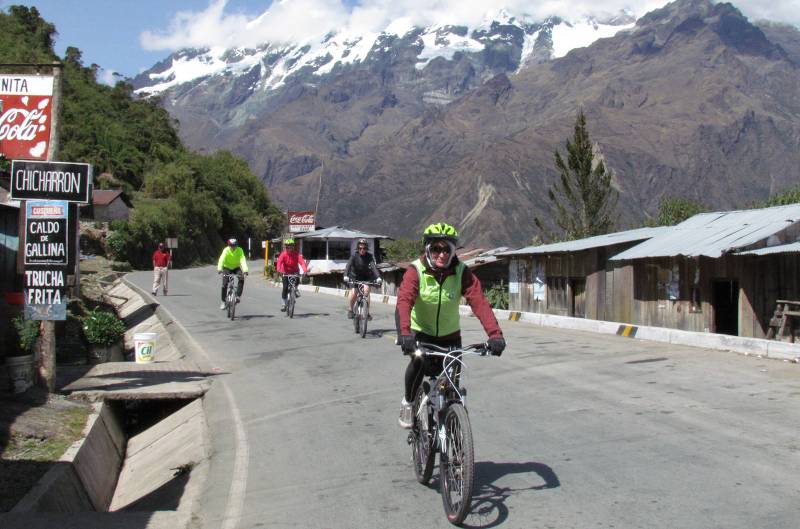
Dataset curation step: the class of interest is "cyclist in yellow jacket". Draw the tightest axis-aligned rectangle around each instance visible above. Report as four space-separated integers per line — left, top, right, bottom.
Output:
217 238 249 310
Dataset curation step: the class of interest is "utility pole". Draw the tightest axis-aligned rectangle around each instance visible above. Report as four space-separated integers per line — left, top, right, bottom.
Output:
314 159 324 221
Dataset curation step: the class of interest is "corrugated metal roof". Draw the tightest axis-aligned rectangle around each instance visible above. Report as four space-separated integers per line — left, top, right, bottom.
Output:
497 227 668 256
610 204 800 261
293 226 391 240
735 242 800 256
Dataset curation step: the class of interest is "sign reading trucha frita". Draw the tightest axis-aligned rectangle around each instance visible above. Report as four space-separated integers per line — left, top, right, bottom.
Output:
24 266 67 320
0 75 55 160
10 160 92 203
24 200 69 266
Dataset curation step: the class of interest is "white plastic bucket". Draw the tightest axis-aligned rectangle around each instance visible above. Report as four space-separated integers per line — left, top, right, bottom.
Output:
134 332 157 363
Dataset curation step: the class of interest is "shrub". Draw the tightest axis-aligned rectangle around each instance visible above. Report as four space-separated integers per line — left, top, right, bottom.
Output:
12 314 40 354
82 308 126 346
484 284 509 310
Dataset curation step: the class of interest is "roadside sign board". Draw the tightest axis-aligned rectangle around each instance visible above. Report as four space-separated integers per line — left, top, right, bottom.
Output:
166 237 178 249
288 210 315 233
10 160 92 203
24 265 67 320
0 74 55 160
24 200 69 266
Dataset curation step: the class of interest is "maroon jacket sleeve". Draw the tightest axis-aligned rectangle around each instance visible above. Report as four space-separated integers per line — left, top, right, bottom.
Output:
461 267 503 339
396 266 420 336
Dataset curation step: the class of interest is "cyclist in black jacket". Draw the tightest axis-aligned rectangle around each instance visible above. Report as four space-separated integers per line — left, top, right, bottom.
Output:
343 238 382 319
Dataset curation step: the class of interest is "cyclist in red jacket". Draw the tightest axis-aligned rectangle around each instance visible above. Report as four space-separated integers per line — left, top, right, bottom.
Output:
276 238 309 311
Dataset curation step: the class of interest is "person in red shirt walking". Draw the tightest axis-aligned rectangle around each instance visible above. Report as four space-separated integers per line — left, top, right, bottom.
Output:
275 238 308 311
151 242 171 296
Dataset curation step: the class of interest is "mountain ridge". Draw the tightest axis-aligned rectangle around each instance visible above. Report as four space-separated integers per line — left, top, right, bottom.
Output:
134 0 800 246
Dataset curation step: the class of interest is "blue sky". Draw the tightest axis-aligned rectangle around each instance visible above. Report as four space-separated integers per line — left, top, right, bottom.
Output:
1 1 275 78
3 1 797 83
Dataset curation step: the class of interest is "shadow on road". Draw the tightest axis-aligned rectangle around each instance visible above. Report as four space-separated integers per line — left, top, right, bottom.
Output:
289 313 330 318
235 314 274 320
461 460 560 529
364 328 396 339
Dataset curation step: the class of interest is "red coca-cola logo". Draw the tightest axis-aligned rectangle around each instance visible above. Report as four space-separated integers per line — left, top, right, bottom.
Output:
289 213 315 224
0 95 51 160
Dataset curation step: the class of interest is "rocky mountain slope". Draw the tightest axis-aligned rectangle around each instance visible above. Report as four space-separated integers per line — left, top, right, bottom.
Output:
134 0 800 246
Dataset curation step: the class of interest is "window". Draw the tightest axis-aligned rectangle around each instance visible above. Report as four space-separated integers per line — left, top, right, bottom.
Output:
328 240 351 260
302 241 327 260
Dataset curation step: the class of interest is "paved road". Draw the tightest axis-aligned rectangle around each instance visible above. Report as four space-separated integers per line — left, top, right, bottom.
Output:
129 264 800 529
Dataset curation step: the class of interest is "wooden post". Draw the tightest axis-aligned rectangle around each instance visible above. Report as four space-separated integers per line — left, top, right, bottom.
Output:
37 63 64 392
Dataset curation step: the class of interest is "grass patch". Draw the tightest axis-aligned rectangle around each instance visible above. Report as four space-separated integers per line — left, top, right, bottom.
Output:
2 406 90 462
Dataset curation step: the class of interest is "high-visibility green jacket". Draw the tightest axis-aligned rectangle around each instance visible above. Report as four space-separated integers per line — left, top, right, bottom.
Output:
217 246 249 273
410 258 465 337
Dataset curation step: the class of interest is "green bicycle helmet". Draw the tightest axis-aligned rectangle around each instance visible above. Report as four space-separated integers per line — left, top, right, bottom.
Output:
284 238 295 245
422 223 458 269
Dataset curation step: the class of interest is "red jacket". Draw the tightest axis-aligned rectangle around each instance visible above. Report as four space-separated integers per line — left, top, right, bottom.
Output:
152 249 171 268
276 250 308 274
397 256 503 340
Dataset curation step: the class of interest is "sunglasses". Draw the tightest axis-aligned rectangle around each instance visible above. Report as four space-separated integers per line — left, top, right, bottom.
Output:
358 245 368 249
430 245 451 255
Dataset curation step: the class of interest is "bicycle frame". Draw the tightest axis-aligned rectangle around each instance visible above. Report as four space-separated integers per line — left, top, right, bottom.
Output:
415 343 488 429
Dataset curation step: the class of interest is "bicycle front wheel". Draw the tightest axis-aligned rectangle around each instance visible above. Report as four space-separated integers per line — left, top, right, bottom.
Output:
360 302 368 338
411 381 435 484
353 300 361 334
287 289 295 318
227 289 236 320
440 403 474 525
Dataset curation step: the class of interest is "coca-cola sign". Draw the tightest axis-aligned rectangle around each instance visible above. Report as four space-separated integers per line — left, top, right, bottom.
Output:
288 210 315 233
0 75 54 160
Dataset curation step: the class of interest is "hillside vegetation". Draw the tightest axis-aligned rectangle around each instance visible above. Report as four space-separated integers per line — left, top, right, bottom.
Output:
0 6 284 268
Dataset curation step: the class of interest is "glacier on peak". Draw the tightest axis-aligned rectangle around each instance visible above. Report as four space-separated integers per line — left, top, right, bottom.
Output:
135 12 635 95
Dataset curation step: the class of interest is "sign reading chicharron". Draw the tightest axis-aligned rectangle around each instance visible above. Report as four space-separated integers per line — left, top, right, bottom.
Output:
288 211 316 233
0 75 55 160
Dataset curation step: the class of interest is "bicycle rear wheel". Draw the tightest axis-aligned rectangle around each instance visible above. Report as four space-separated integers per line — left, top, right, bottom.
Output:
411 381 435 484
360 302 368 338
440 403 474 525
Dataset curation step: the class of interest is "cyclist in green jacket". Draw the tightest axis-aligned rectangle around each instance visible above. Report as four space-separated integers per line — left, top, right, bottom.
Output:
217 238 249 310
395 223 505 428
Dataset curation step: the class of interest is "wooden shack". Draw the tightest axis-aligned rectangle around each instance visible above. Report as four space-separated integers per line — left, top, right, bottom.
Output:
500 228 667 319
610 205 800 338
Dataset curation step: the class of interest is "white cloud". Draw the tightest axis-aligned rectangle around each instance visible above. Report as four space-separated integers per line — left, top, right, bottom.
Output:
97 68 120 86
139 0 800 52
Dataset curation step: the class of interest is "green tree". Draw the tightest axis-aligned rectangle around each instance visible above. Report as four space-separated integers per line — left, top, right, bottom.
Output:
646 197 706 226
535 110 617 241
383 238 424 262
762 186 800 207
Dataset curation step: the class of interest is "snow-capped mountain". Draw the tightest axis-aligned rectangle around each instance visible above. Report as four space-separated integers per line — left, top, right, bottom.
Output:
132 0 800 246
133 11 635 95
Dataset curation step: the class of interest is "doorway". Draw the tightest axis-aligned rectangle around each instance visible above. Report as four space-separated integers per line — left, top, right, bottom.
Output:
570 278 586 318
712 279 739 336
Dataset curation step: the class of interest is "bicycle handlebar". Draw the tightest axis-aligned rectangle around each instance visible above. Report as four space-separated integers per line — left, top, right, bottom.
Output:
411 342 490 357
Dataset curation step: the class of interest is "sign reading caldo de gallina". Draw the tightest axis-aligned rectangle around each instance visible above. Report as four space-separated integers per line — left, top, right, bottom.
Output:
25 200 69 265
0 75 54 160
10 160 92 203
288 211 315 233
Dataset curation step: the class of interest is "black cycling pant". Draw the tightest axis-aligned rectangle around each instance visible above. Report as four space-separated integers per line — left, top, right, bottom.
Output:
221 268 245 301
281 275 297 300
404 332 462 403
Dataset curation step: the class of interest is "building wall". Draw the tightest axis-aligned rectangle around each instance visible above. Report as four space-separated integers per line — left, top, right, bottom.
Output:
94 200 129 222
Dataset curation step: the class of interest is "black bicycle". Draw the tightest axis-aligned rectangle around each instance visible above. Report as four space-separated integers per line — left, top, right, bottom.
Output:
408 342 491 525
351 280 378 338
222 271 240 321
284 274 301 318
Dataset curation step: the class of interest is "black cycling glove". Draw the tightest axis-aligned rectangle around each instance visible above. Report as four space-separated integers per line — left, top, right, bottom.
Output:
399 335 416 354
487 337 506 356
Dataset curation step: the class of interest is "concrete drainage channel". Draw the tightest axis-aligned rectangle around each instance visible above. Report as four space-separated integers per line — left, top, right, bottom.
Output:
0 280 214 529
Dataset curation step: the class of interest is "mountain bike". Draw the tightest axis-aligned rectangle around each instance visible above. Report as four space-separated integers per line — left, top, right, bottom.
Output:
350 280 378 338
284 274 301 318
222 271 240 321
407 342 491 525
